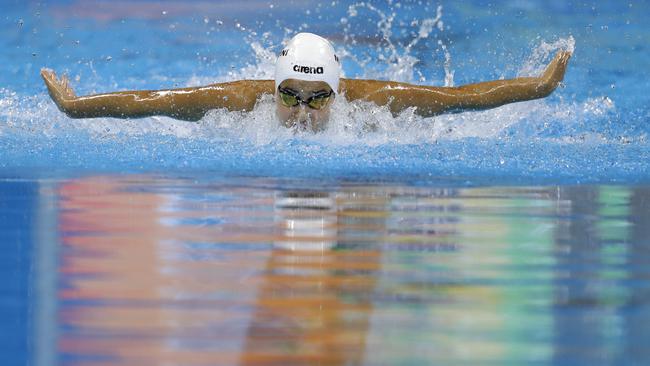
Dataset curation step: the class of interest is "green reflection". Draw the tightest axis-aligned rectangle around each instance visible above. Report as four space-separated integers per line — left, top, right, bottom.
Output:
366 187 558 364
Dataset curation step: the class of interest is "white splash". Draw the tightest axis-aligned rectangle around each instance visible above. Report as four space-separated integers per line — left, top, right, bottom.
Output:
518 36 576 77
343 3 447 84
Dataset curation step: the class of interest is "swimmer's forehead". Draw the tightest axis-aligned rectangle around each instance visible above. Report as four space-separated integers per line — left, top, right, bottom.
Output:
279 79 332 93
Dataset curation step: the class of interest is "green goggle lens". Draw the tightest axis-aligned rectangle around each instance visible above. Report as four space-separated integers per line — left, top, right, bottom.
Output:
280 91 299 107
278 88 332 110
307 95 330 109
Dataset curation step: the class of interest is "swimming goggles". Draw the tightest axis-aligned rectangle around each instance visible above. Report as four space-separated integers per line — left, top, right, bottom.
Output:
278 87 333 110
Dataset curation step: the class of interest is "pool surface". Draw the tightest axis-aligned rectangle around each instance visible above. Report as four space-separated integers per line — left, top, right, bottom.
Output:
1 1 650 365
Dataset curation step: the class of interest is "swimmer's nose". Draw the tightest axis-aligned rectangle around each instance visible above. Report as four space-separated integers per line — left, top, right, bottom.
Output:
293 105 310 123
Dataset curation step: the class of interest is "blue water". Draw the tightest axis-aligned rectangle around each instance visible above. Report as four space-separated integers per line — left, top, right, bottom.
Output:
1 1 650 365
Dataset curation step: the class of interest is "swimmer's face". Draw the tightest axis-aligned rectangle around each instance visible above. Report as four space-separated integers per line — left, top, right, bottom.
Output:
275 79 334 132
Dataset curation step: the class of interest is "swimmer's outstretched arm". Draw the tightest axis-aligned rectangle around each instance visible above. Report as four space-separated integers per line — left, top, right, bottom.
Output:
40 69 274 121
341 50 572 117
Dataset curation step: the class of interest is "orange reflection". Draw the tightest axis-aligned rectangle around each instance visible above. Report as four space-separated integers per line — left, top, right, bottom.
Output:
56 176 385 366
57 176 261 365
240 190 384 366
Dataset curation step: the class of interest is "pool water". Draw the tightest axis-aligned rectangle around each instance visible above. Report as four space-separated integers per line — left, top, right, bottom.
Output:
1 1 649 365
4 178 650 365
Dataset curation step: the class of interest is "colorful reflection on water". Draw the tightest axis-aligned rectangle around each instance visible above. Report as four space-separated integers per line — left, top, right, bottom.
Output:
12 177 650 365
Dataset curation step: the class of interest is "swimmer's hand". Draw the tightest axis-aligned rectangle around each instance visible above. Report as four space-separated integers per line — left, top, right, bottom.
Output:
40 69 77 114
538 50 572 95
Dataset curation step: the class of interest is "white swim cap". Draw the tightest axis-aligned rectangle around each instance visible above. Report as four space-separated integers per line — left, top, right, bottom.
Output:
275 33 341 93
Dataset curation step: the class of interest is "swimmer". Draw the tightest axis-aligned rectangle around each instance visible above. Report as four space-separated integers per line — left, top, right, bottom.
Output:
41 32 571 132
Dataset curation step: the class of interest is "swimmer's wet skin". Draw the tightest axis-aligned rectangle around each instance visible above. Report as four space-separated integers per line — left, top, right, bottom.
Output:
41 32 571 131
